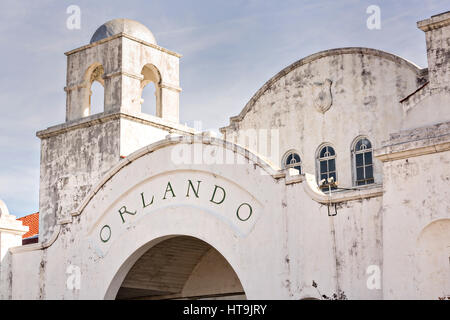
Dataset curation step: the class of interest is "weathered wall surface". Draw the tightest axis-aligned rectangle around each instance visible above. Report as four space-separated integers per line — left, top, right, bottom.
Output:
221 48 424 188
402 12 450 130
283 176 383 299
37 113 195 243
37 118 121 242
415 219 450 299
10 250 42 299
119 117 176 156
378 13 450 299
418 13 450 92
376 122 450 299
8 138 385 300
401 84 450 130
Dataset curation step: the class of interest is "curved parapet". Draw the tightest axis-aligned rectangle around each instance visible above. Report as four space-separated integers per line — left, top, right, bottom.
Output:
221 47 425 133
220 47 426 190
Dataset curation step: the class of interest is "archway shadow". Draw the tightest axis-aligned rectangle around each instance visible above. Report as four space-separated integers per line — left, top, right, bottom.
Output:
106 235 246 300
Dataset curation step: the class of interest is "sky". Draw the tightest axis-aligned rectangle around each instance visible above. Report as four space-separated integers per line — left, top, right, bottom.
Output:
0 0 448 217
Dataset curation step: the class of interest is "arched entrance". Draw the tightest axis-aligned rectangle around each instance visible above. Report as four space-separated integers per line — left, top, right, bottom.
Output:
415 219 450 299
115 236 246 300
67 137 279 300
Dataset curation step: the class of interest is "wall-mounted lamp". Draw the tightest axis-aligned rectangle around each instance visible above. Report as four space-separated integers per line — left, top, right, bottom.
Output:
318 177 361 216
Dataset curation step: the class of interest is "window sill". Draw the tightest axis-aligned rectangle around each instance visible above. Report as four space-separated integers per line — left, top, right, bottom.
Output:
303 173 383 204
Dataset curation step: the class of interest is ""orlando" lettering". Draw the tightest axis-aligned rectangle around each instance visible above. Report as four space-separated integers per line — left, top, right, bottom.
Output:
99 179 254 243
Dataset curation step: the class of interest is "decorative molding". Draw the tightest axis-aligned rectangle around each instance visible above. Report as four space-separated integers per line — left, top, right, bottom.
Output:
36 111 196 139
417 11 450 32
65 32 182 58
400 85 449 114
375 121 450 162
9 225 61 254
302 173 383 204
313 79 333 114
64 83 89 92
376 141 450 162
0 227 28 236
160 82 182 92
400 82 430 113
285 170 304 185
103 70 144 81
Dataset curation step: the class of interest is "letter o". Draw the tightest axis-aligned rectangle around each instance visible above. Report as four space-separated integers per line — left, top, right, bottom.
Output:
236 203 252 221
100 225 111 243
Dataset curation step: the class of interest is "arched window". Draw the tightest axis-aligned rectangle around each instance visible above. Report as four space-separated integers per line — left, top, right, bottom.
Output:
352 137 374 186
82 64 104 117
90 81 104 115
141 81 157 115
140 64 161 117
283 151 302 174
317 144 337 190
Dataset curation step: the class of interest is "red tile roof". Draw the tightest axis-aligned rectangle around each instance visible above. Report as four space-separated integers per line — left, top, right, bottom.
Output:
17 212 39 239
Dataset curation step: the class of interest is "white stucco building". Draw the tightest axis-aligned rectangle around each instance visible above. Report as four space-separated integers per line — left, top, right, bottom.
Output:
0 12 449 300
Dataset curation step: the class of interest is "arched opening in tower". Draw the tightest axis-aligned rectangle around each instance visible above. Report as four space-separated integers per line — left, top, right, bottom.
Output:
141 81 157 116
140 64 161 118
90 80 104 115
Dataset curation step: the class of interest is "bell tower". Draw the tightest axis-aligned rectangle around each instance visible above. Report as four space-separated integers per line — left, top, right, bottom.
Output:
37 19 194 242
65 18 182 122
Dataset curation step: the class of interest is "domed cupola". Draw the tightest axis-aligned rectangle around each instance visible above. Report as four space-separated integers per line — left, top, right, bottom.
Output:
90 18 157 44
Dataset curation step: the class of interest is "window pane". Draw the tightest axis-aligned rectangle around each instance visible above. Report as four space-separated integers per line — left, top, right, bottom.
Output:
356 153 363 167
320 147 327 158
365 165 373 179
366 178 374 184
328 159 336 172
355 140 363 151
320 160 327 173
356 167 364 180
327 147 335 156
329 172 336 181
285 154 291 165
286 153 301 168
364 151 373 165
294 165 302 174
362 138 372 149
356 138 372 151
